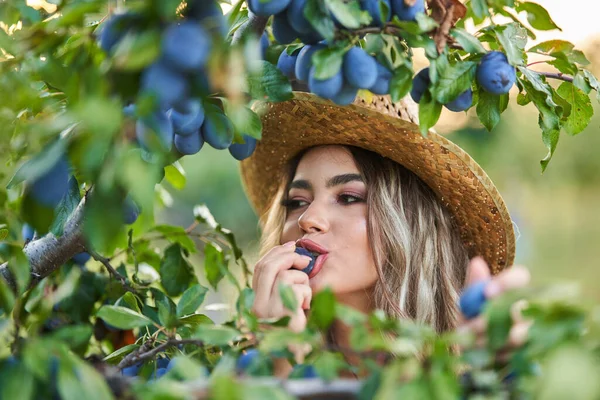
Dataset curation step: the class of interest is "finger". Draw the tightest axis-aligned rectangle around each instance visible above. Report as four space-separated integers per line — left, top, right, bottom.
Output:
253 252 311 309
462 315 487 336
291 283 312 310
484 265 531 299
252 241 296 289
276 269 310 287
511 299 529 324
507 320 532 349
464 256 492 287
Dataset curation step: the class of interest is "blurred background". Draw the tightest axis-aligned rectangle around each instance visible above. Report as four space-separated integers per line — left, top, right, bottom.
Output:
152 0 600 319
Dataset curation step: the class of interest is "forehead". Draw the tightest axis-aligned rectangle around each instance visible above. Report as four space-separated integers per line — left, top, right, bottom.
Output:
295 146 359 177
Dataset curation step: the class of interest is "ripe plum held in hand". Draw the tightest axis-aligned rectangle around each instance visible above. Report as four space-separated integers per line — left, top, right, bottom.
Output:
459 280 489 319
294 247 317 275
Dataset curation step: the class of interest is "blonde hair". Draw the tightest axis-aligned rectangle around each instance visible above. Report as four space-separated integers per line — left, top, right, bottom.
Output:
258 145 469 332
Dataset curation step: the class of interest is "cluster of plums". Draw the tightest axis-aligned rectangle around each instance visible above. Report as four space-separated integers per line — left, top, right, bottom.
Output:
411 51 517 112
99 1 257 161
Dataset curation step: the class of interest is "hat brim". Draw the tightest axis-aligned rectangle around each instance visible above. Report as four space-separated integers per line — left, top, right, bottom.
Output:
240 92 515 274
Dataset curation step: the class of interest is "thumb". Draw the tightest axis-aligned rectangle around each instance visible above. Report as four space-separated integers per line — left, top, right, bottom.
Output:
464 256 492 287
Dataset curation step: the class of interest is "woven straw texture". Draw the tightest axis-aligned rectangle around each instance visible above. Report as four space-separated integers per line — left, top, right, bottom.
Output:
240 92 515 274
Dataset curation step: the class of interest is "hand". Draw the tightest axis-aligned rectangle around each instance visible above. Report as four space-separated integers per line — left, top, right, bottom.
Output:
251 241 313 333
458 257 532 359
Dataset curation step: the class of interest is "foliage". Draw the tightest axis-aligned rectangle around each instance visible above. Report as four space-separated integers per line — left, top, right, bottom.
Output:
0 0 599 398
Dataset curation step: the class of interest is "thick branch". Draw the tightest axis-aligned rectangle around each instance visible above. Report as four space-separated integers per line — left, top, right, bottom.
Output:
231 12 269 45
117 339 204 369
533 70 574 83
0 195 87 292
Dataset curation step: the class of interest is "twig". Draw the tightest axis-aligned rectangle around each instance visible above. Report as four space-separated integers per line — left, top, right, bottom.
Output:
117 339 205 369
89 250 136 293
531 70 574 83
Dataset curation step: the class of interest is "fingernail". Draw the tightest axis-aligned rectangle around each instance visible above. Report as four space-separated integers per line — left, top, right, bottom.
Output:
485 281 501 298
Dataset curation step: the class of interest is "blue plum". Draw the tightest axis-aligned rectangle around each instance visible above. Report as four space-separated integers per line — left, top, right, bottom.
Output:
123 104 136 118
157 357 170 369
22 224 35 241
368 62 393 94
360 0 392 27
476 51 516 95
201 111 234 149
290 364 319 379
136 110 174 152
72 252 91 266
273 12 299 44
161 22 211 72
330 82 359 105
248 0 292 17
343 47 378 89
309 67 343 99
287 0 313 34
140 61 189 109
185 0 228 37
297 29 323 45
445 88 473 112
391 0 425 21
28 155 70 208
295 43 326 82
121 363 141 377
459 280 489 319
228 135 257 161
277 48 300 79
122 196 140 225
170 99 205 136
294 247 317 275
174 132 204 155
236 349 259 373
98 13 139 54
261 32 270 59
410 67 430 103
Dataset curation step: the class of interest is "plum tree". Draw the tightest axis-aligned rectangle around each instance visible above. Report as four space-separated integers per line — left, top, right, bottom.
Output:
27 155 70 208
272 12 298 44
228 135 257 160
174 132 204 155
391 0 425 21
476 51 516 95
459 280 488 319
368 62 393 95
277 48 300 79
410 67 430 103
445 88 473 112
295 43 326 82
360 0 391 27
343 47 378 89
287 0 313 34
136 110 174 152
308 67 343 99
201 111 234 149
170 99 205 136
247 0 292 17
330 83 359 105
161 22 212 72
140 61 189 109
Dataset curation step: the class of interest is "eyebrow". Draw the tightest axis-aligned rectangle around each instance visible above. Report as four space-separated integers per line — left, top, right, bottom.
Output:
288 173 364 191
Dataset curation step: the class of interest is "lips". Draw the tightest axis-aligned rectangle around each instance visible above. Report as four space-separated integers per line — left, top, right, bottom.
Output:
295 239 329 278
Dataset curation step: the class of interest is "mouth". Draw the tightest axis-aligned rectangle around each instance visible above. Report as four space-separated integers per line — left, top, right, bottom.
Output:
295 239 329 279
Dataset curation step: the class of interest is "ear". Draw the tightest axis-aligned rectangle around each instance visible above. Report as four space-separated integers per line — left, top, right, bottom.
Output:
464 256 492 287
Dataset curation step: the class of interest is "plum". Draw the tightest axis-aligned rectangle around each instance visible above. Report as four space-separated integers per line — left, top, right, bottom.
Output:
121 363 142 377
28 155 70 208
98 13 139 54
22 224 35 242
343 47 378 89
410 67 430 103
290 364 319 379
140 61 189 109
368 62 393 95
174 132 204 155
122 196 141 225
391 0 425 21
228 135 258 161
295 43 327 82
360 0 391 27
294 247 317 275
476 51 516 95
459 280 488 319
201 110 234 149
247 0 292 17
170 99 205 136
273 12 299 44
287 0 313 34
330 82 359 105
162 21 211 72
184 0 228 37
297 29 323 45
72 252 91 266
445 88 473 112
309 67 343 99
136 110 174 152
277 48 300 79
236 349 259 373
123 104 136 118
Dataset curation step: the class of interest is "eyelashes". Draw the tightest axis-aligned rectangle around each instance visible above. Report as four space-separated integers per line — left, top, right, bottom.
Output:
280 194 364 210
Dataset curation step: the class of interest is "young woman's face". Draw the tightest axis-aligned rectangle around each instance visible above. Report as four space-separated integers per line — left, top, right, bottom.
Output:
280 145 378 301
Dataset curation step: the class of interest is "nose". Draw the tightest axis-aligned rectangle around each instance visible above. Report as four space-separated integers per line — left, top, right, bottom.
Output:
297 201 329 234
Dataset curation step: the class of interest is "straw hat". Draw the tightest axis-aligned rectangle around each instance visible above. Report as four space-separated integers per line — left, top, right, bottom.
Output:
240 91 515 274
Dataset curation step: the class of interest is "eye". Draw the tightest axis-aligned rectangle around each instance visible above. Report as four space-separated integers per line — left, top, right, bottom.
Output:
338 194 364 205
280 198 308 210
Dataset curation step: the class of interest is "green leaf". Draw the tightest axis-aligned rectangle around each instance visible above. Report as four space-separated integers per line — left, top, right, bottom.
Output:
324 0 371 29
476 90 504 131
152 225 196 254
97 305 153 330
312 46 346 80
49 177 81 237
226 105 263 140
8 249 31 295
519 67 558 108
527 40 590 66
304 0 336 41
160 244 194 297
112 30 161 71
450 28 487 54
0 361 35 400
115 292 142 314
57 355 113 400
415 13 439 32
0 276 15 313
179 313 213 326
164 164 186 190
314 351 345 381
155 289 178 328
418 91 442 136
278 283 298 312
7 139 67 189
51 325 93 352
177 284 209 317
204 243 227 290
581 70 600 102
0 224 8 241
389 67 413 103
309 288 336 330
493 23 527 66
431 60 477 104
103 344 140 363
248 61 293 102
194 324 239 346
515 2 561 31
470 0 490 20
556 82 593 136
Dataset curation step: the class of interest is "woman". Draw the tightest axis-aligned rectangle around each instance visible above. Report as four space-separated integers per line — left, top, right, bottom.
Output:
240 92 531 377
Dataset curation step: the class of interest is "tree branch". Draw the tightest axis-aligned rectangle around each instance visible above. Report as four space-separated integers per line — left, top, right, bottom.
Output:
0 194 88 292
231 12 269 45
89 250 137 293
117 338 204 369
531 70 574 83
